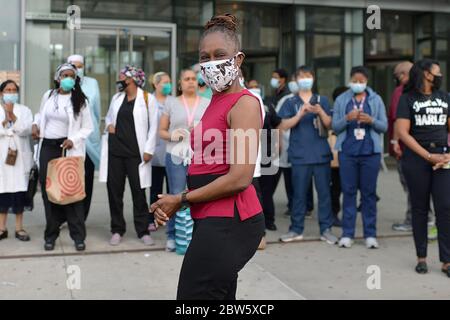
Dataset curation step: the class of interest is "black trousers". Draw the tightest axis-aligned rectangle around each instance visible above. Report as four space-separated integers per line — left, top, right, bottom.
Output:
260 168 282 226
402 148 450 263
83 154 95 221
39 139 86 243
107 154 150 238
331 167 341 217
281 167 293 212
177 209 265 300
149 166 169 224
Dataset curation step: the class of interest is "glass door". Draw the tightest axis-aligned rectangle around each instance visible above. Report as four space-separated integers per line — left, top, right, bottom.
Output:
74 21 175 118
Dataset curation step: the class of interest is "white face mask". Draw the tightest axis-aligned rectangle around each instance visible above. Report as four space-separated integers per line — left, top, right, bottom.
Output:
77 68 84 81
248 88 262 97
239 77 245 88
199 52 243 92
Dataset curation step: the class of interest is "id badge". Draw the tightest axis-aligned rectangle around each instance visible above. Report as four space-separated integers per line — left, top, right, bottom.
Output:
354 128 366 140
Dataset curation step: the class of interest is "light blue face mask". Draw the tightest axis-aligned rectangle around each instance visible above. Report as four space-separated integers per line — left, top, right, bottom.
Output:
60 77 76 92
77 68 84 80
239 77 245 88
197 72 205 86
288 81 299 94
349 82 367 94
297 78 314 91
270 78 279 89
2 93 19 104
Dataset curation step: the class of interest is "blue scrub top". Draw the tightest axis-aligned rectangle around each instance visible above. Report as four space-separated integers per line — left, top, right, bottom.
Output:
278 94 332 165
342 95 374 156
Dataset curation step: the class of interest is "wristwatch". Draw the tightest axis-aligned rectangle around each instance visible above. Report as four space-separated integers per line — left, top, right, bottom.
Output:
180 190 191 209
390 139 399 145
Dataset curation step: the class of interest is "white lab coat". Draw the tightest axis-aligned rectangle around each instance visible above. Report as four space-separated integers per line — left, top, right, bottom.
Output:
35 90 94 163
0 103 34 193
99 88 158 189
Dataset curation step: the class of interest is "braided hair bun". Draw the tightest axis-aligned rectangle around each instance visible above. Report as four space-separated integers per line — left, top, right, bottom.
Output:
201 13 240 51
204 13 238 32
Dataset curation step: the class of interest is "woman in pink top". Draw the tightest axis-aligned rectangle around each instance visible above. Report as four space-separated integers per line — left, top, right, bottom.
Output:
151 13 265 300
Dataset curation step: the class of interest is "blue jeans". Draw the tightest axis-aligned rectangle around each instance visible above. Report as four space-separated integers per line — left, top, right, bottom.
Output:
165 153 188 240
339 153 380 239
290 163 333 235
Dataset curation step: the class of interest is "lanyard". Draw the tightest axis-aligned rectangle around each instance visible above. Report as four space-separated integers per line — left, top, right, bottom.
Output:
352 95 366 128
181 95 200 128
352 95 365 111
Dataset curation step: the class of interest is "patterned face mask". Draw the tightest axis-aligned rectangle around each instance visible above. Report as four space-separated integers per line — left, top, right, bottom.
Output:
199 52 243 92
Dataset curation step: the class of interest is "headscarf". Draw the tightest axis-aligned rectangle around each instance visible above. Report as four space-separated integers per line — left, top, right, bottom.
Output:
67 54 84 65
120 65 146 88
54 63 77 81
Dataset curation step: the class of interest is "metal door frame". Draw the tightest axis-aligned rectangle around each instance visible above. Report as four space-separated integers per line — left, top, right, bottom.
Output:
21 6 177 101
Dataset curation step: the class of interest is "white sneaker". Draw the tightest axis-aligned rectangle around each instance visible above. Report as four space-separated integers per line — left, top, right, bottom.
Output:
338 237 353 248
166 239 176 252
365 237 379 249
109 233 121 246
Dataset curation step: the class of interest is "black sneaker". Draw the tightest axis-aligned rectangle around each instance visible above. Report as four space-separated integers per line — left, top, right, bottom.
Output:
75 241 86 251
266 223 277 231
44 241 55 251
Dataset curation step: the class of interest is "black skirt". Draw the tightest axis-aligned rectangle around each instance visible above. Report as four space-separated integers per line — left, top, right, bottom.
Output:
0 192 31 214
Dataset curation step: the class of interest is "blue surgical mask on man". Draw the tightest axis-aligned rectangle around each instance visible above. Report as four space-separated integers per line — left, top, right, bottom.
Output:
349 82 367 94
270 78 279 89
297 78 314 91
2 93 19 105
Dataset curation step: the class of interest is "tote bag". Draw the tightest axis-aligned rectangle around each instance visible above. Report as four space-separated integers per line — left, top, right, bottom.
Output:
46 149 86 205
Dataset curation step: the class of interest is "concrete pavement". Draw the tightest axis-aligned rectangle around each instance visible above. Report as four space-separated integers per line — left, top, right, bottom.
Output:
0 168 449 299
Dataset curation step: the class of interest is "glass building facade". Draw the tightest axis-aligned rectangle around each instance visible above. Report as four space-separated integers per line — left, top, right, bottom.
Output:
1 0 449 117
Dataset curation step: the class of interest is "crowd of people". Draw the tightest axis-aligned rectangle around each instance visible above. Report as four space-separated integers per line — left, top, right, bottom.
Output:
0 14 449 283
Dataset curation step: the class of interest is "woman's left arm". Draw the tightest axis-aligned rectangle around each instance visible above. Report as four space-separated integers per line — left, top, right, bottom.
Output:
144 94 158 159
371 96 388 133
151 95 261 224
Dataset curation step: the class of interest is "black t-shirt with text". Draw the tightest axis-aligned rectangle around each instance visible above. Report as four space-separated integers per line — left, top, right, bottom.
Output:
396 90 449 146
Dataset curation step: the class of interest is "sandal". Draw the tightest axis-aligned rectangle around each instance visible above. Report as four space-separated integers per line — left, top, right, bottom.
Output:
15 230 30 242
0 229 8 240
415 261 428 274
442 265 450 278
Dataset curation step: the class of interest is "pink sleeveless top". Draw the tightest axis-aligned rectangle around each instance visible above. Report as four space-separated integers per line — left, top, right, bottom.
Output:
188 89 263 220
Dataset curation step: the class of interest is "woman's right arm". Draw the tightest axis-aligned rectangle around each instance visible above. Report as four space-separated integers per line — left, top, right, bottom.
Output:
159 113 171 141
32 91 51 139
396 119 447 166
332 99 347 134
105 95 116 134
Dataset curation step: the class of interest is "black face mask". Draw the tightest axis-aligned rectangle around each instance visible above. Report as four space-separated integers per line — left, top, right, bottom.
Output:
116 80 128 92
432 75 443 90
